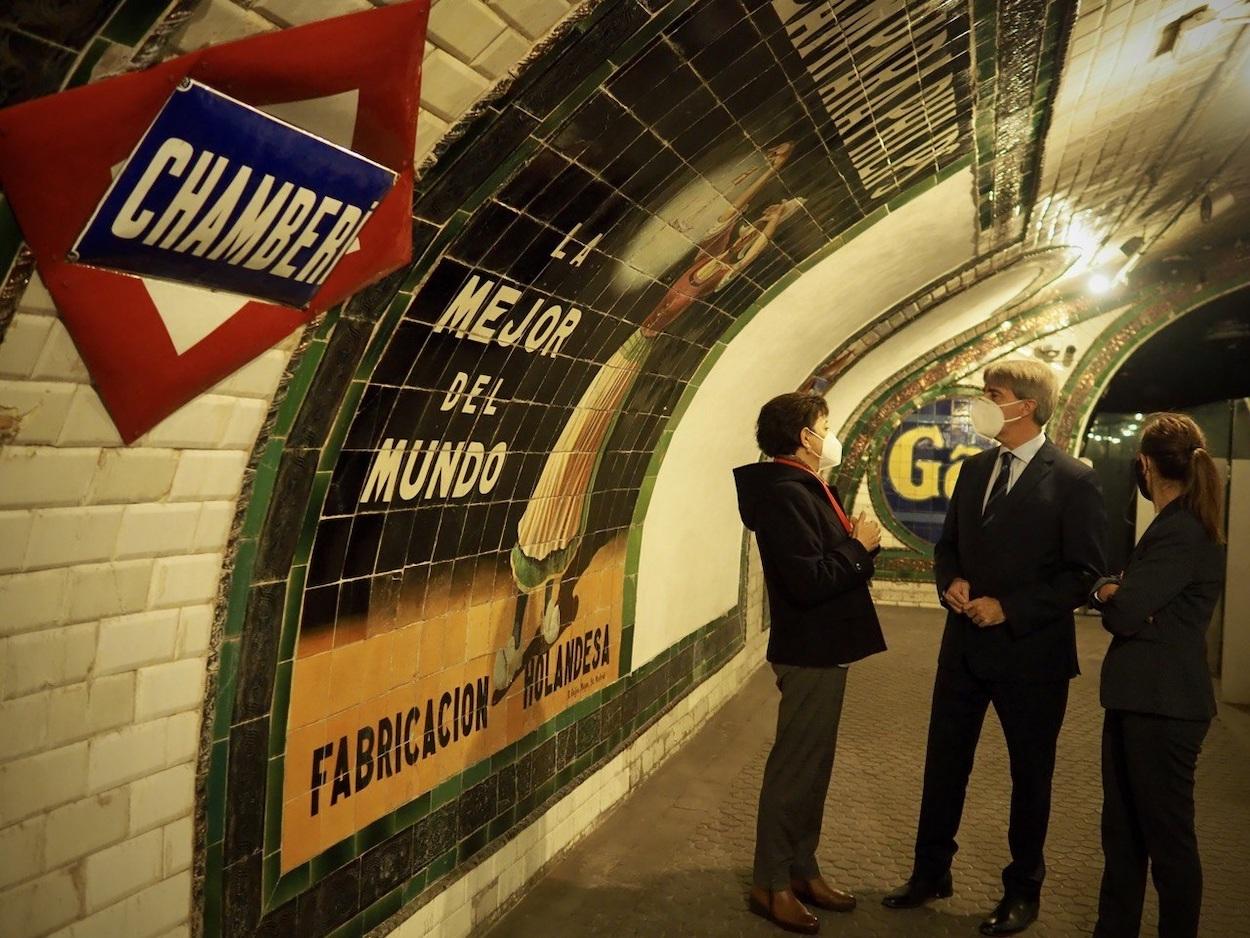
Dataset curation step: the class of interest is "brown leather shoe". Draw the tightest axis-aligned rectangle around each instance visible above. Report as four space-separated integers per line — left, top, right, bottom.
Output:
748 885 820 934
791 876 856 913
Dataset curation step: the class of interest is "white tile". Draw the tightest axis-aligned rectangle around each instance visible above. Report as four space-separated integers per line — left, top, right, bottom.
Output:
219 397 268 449
127 870 193 938
147 553 223 609
472 26 531 80
0 815 44 890
0 568 71 636
128 764 195 835
134 659 205 722
443 901 472 938
1 623 97 699
172 0 276 52
253 0 374 28
16 272 58 317
23 505 123 569
485 0 569 40
87 449 179 505
420 47 492 122
164 712 200 767
0 690 48 761
44 788 130 868
168 450 248 501
275 326 305 352
206 349 289 399
82 828 163 912
87 721 167 793
0 865 81 938
0 444 100 509
138 395 236 449
415 109 450 163
31 318 91 383
0 742 89 826
0 380 77 445
161 817 193 876
114 503 202 560
429 0 508 62
95 609 180 675
68 560 154 623
192 501 234 552
0 314 54 379
0 509 33 573
47 674 136 747
58 386 124 447
176 606 213 659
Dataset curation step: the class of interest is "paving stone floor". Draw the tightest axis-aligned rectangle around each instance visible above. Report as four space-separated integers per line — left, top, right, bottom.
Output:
484 608 1250 937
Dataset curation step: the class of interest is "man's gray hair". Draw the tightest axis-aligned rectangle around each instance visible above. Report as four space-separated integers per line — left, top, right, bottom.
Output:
983 359 1059 426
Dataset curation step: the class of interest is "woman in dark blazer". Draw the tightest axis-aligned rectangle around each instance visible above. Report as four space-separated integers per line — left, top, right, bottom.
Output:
1091 413 1225 938
734 392 887 934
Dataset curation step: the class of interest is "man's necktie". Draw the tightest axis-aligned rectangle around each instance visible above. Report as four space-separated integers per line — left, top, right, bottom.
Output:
982 450 1014 522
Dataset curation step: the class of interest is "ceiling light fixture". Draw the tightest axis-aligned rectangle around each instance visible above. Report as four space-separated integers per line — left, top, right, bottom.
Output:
1089 273 1114 294
1201 189 1235 222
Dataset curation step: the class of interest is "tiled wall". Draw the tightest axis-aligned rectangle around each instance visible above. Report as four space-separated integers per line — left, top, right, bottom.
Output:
10 0 1238 937
205 1 989 935
0 2 557 937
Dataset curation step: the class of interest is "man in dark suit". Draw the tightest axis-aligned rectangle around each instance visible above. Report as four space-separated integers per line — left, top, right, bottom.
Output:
883 360 1107 936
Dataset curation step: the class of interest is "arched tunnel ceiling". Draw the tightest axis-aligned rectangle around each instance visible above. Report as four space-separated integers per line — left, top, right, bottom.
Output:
4 1 1249 935
1097 282 1250 413
210 0 1250 918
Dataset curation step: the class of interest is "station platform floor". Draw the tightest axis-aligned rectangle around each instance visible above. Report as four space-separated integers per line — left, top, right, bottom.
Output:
484 607 1250 937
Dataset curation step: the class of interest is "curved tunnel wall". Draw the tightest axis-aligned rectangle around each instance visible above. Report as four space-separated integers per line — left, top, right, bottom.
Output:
3 2 1250 938
206 0 1062 935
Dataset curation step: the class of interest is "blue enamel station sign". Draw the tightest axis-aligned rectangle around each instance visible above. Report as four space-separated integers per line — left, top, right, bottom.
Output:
72 79 396 308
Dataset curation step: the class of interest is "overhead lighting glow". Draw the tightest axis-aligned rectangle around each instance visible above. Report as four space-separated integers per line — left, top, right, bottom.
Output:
1089 273 1113 294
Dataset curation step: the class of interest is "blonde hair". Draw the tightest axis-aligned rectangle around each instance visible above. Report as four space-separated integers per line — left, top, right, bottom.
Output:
983 359 1059 425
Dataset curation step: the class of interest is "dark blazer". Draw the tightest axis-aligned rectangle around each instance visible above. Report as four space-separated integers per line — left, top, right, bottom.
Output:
734 461 887 667
1099 501 1223 720
933 439 1106 681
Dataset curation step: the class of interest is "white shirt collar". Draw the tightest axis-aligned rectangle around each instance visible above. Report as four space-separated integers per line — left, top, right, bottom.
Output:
1001 431 1046 465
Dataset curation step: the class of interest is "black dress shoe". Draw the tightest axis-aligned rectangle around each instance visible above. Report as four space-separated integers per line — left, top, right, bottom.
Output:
979 896 1039 936
881 871 953 909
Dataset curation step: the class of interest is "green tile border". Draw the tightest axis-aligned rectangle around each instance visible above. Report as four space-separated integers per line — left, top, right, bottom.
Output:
103 0 172 46
201 16 995 937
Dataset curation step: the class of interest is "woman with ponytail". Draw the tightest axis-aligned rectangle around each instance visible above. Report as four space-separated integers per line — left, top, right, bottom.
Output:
1090 413 1226 938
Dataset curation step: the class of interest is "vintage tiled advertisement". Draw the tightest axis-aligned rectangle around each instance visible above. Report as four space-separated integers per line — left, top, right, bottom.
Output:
279 0 974 872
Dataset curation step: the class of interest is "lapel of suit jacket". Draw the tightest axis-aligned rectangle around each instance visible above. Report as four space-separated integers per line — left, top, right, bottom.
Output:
984 440 1056 523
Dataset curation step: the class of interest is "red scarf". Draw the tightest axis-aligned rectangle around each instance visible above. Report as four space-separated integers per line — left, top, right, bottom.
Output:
774 457 853 534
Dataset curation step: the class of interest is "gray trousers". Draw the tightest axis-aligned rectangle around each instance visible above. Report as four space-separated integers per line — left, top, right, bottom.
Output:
753 663 848 890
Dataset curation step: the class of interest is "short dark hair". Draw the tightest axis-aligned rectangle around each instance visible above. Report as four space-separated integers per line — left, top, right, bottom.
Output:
755 392 828 457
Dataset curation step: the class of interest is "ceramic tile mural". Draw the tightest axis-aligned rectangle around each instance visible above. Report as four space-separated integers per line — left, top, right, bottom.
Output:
880 396 990 545
275 0 976 877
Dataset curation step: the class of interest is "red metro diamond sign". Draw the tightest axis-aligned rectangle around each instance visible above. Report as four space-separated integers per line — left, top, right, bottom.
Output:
0 1 429 442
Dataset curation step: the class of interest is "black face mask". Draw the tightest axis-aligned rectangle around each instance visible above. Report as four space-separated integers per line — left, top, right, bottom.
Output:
1133 455 1151 500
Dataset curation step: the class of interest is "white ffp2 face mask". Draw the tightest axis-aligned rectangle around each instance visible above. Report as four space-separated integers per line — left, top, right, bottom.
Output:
805 428 843 468
969 397 1028 439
